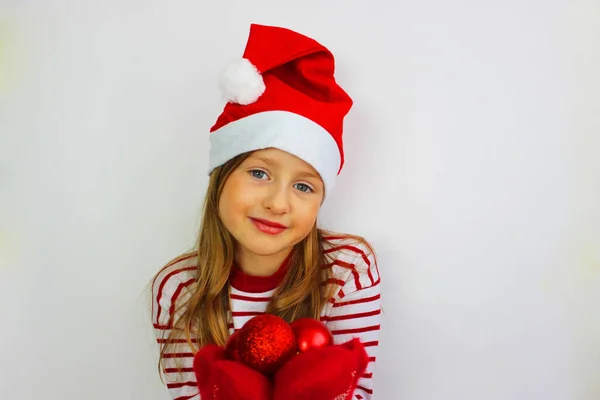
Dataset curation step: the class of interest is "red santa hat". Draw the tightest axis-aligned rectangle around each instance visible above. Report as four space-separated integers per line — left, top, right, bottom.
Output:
208 23 353 196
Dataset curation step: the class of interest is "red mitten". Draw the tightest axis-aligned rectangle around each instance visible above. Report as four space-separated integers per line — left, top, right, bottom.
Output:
193 344 272 400
273 338 369 400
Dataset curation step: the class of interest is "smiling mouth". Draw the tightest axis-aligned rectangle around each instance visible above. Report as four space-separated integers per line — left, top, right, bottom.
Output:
249 218 288 235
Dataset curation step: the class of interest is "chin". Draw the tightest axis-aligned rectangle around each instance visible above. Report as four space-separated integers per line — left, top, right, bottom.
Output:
241 236 293 257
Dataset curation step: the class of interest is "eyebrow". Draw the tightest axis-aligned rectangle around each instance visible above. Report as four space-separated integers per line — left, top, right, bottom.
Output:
296 171 321 180
251 156 321 180
253 156 278 166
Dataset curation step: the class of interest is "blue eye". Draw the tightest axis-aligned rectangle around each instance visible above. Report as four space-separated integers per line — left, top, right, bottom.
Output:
294 183 314 193
250 170 268 180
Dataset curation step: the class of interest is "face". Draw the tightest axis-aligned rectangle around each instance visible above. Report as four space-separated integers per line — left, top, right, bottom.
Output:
218 148 325 262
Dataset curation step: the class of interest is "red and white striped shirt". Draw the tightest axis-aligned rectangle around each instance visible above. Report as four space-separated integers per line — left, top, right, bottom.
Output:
152 234 381 400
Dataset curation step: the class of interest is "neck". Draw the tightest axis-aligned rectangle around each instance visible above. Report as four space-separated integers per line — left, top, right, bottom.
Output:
235 247 292 277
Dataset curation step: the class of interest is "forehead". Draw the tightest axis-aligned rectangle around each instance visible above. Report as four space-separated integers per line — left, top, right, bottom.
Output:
247 148 321 177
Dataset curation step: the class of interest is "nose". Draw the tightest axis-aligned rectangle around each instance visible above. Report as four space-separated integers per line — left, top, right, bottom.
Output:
262 184 290 215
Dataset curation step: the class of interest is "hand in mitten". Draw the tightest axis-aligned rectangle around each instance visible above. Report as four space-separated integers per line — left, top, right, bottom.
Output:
272 338 369 400
193 344 272 400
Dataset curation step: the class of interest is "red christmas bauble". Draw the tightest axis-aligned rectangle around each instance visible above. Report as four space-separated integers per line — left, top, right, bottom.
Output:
237 314 297 374
290 318 333 353
224 330 241 361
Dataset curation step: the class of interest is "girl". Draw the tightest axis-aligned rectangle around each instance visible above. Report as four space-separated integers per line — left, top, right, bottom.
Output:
151 23 382 400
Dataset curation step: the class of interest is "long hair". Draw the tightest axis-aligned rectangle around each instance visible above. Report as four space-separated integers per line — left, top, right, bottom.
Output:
155 151 374 379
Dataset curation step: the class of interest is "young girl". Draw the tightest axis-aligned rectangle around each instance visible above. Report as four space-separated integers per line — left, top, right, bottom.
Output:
151 23 381 400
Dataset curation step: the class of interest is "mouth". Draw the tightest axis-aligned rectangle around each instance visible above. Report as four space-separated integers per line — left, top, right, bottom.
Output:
249 217 288 235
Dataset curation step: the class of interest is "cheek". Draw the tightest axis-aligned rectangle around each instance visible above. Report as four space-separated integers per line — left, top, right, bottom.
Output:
292 200 321 231
219 177 254 224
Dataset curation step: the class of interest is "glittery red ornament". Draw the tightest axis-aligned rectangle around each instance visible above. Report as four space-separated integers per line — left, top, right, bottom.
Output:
224 330 241 361
290 318 333 353
237 314 297 374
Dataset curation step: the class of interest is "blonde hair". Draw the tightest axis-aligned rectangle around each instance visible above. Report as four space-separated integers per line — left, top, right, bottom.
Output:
154 151 374 379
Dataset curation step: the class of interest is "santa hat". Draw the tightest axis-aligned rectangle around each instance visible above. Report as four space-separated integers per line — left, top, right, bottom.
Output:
208 23 353 196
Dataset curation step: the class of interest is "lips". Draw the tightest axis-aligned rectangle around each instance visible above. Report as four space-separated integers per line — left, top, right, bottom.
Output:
251 218 287 229
250 218 288 235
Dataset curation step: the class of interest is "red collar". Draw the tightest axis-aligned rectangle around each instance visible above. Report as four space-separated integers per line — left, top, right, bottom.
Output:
229 252 293 293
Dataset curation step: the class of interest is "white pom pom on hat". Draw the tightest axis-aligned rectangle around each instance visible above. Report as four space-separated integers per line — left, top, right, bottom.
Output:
218 58 266 105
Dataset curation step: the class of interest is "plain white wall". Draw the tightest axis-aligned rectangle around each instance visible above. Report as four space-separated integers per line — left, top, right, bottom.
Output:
1 1 599 399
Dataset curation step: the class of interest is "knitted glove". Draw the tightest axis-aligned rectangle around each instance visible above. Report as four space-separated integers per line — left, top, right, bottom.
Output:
272 338 369 400
192 344 272 400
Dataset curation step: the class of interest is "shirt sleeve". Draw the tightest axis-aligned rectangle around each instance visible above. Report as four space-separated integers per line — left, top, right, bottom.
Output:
324 243 382 400
151 260 200 400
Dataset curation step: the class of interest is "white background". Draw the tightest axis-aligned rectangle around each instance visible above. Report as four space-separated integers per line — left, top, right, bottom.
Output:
1 1 599 399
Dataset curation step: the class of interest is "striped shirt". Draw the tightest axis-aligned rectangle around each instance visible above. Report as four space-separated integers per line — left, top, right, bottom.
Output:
152 234 381 399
